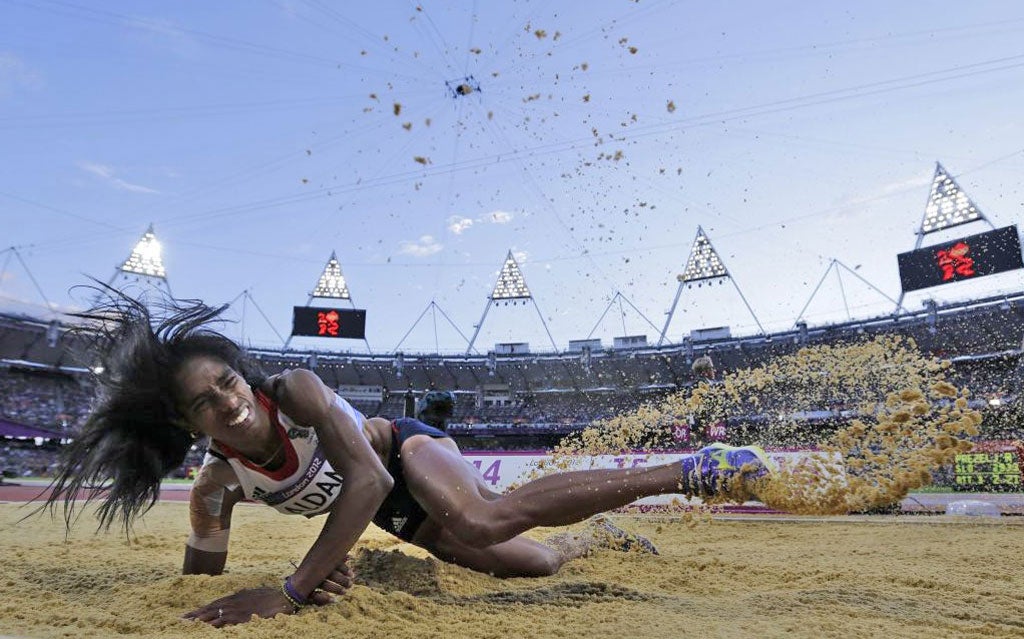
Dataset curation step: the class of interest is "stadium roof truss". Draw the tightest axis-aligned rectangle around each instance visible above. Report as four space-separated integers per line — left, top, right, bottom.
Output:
658 226 765 346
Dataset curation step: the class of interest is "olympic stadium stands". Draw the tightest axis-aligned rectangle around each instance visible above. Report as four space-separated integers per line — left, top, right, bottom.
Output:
0 289 1022 476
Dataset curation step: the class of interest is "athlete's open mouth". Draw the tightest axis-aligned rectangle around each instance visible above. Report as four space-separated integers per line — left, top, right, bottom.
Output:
228 404 250 427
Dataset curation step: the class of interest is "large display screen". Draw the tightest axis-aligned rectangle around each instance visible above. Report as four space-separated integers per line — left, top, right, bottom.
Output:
292 306 366 339
954 451 1020 490
897 225 1023 292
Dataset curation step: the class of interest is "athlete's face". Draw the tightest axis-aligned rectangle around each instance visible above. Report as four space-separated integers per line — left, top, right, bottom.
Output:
174 355 268 446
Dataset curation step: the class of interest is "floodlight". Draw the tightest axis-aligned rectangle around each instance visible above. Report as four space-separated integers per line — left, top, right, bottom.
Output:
119 225 166 278
679 227 728 284
491 251 531 300
312 251 351 299
921 163 982 234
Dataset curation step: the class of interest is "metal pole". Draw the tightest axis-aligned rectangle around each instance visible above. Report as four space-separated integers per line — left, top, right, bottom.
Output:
619 293 663 335
246 291 288 347
658 280 685 346
283 294 313 350
531 298 559 352
13 248 53 311
432 302 473 350
393 301 435 353
836 262 851 321
466 299 493 355
730 278 765 335
587 293 619 340
836 261 903 308
794 260 836 325
347 297 372 354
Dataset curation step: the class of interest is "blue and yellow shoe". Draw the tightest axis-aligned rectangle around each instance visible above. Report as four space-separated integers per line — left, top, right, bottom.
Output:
681 443 775 498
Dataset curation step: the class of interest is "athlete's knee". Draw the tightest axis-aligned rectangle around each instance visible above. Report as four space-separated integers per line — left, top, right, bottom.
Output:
447 506 513 548
512 548 561 577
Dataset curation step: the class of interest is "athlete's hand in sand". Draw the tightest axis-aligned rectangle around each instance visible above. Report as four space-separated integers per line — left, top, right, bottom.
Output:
313 556 355 599
183 586 299 627
183 558 354 626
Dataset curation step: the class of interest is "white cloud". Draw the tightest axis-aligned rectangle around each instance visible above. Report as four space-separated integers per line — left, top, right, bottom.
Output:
398 235 443 257
78 162 161 194
488 210 513 224
447 216 474 235
446 210 514 236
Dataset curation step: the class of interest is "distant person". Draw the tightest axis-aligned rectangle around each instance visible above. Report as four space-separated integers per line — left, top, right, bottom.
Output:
690 355 727 441
415 390 455 432
691 355 715 380
41 287 775 627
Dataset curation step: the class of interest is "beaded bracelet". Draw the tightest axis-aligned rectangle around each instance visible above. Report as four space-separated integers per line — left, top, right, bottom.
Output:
281 576 308 610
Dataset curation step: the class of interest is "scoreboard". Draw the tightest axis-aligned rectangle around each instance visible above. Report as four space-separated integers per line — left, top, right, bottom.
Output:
291 306 366 339
897 225 1023 293
954 451 1021 491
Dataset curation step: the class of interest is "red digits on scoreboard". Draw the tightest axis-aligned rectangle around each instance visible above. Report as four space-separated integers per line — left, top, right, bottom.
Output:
317 310 340 336
935 242 976 281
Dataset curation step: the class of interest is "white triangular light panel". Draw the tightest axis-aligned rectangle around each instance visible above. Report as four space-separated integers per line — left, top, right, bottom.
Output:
311 251 351 299
119 224 167 279
678 227 728 284
491 250 532 300
921 162 983 234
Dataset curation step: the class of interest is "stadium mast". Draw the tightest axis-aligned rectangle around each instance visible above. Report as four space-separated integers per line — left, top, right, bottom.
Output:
658 226 765 346
466 250 557 355
0 246 56 313
795 258 903 325
284 250 371 352
587 291 662 342
227 288 288 350
893 162 996 312
392 299 472 354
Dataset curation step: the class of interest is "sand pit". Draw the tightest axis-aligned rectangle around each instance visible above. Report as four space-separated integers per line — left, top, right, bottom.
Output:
2 502 1024 638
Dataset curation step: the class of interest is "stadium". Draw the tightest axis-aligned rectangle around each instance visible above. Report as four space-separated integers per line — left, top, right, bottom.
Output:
3 162 1023 483
4 3 1024 637
2 161 1024 638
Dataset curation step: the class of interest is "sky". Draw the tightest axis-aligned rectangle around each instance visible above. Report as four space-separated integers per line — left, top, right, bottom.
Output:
2 0 1024 356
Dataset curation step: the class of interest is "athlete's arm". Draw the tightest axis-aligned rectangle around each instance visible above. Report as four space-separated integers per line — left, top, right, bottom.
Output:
182 458 244 576
272 369 394 600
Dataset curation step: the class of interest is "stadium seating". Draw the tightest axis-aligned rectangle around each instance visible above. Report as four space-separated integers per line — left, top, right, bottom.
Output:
0 289 1021 477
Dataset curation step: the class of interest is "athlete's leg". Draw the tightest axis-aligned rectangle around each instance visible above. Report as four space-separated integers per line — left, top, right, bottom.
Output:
411 489 648 577
401 435 681 549
412 518 564 577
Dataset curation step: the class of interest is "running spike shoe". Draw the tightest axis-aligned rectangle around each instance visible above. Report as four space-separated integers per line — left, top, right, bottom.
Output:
681 443 775 497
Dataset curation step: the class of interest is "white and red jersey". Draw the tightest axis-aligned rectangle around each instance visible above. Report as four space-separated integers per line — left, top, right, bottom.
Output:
203 390 366 517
